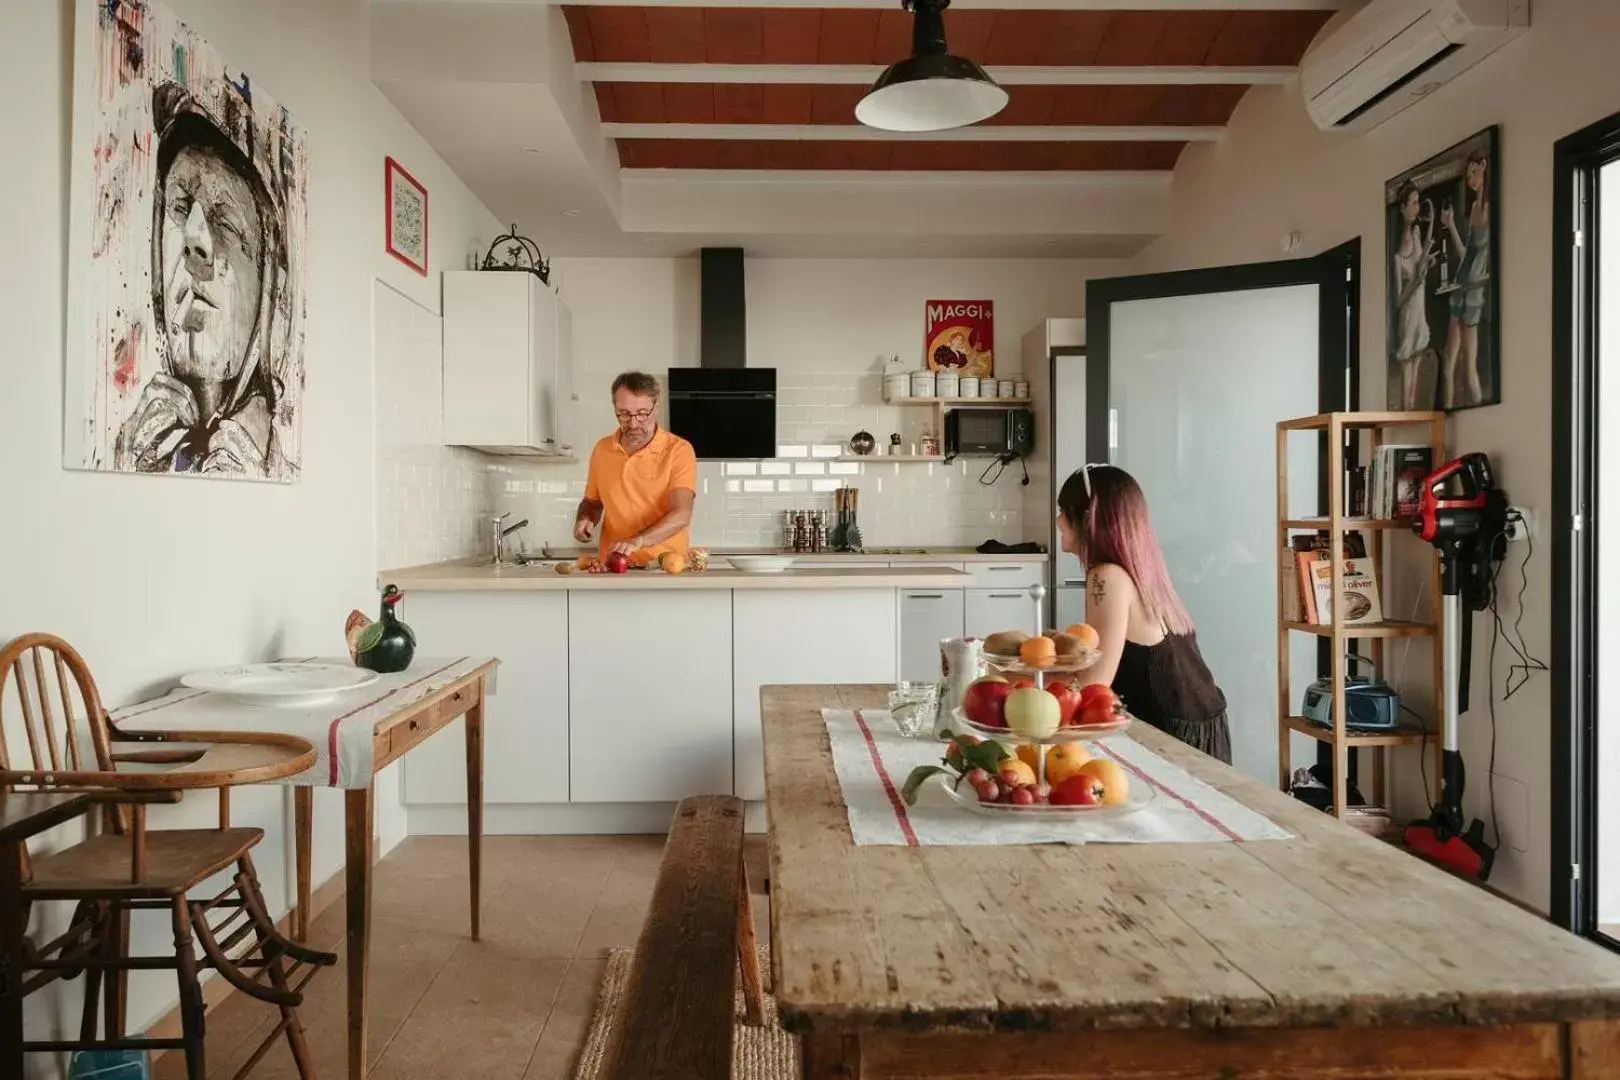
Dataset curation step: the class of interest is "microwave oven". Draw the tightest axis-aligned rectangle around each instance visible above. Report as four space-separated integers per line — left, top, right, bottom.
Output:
945 407 1035 458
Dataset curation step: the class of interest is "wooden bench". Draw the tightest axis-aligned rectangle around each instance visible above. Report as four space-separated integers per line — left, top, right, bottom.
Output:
600 795 767 1080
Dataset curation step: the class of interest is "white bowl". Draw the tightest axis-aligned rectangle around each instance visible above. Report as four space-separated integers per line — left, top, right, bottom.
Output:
726 555 797 574
181 662 380 708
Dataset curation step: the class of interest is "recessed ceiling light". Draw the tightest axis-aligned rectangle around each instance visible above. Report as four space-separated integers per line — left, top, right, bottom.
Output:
639 238 656 246
521 146 544 155
1046 239 1059 246
560 209 581 217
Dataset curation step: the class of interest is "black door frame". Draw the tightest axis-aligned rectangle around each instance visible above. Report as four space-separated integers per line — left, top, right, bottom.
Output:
1082 239 1362 468
1550 110 1620 942
1081 240 1363 783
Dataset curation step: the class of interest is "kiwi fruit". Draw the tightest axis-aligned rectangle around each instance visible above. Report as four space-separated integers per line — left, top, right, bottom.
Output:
1049 632 1084 656
983 630 1030 657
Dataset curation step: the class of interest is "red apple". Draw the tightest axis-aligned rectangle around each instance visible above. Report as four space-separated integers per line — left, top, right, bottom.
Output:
961 676 1012 728
605 551 630 574
1079 698 1124 727
1049 774 1105 806
1047 681 1083 726
1079 683 1116 710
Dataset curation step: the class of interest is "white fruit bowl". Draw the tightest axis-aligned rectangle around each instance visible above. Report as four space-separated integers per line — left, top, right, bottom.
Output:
726 555 797 573
936 772 1156 817
950 707 1132 743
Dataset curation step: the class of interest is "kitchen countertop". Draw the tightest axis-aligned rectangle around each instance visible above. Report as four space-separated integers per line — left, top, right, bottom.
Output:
378 557 972 592
486 546 1047 565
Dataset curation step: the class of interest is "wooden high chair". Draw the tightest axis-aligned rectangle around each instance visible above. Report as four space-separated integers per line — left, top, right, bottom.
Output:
0 633 336 1079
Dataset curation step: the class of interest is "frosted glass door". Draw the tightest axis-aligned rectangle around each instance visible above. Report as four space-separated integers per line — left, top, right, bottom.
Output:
1108 285 1321 782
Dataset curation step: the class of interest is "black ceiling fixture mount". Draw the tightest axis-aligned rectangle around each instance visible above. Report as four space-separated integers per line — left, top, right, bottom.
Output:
855 0 1009 133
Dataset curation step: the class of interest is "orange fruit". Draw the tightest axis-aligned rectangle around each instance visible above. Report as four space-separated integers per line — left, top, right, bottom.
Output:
1019 636 1057 667
1077 758 1129 805
659 551 685 574
1065 624 1101 651
1044 743 1093 786
575 555 597 570
996 759 1037 789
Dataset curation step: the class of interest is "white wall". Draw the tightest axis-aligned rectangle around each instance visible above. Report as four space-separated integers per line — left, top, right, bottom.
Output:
486 256 1119 554
0 0 498 1063
1130 0 1620 911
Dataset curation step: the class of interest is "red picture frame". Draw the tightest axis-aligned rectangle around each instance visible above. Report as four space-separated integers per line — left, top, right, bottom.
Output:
384 156 428 276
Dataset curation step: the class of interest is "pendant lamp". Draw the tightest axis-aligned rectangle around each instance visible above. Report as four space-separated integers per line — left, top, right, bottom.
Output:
855 0 1008 133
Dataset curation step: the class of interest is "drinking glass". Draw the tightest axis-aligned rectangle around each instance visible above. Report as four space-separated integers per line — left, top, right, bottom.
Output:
888 682 939 738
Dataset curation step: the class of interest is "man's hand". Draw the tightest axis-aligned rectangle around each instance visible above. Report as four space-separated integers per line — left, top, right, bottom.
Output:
573 516 595 544
610 537 641 556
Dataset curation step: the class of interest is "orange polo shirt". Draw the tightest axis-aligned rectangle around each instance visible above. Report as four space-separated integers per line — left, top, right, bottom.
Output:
584 426 697 562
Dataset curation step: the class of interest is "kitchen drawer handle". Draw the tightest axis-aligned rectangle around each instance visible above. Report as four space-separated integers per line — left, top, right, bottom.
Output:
986 566 1023 572
1063 578 1085 586
988 593 1024 599
907 593 946 600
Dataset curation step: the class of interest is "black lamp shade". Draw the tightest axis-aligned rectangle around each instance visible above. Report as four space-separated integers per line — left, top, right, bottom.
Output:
855 53 1009 133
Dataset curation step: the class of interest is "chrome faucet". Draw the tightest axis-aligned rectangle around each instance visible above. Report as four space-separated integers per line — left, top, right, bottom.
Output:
491 514 530 566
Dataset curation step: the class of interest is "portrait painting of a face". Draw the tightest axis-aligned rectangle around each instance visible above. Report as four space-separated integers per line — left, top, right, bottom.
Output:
66 0 308 481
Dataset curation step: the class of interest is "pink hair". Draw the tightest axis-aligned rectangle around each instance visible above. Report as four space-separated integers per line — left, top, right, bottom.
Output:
1057 465 1193 636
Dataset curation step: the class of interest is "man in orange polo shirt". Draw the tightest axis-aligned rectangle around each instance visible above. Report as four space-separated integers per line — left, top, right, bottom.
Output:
573 371 697 563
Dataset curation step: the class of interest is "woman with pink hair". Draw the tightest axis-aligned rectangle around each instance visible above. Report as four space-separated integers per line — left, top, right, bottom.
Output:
1057 464 1231 762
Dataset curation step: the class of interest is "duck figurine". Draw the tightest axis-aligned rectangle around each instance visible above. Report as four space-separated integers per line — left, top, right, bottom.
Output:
348 585 416 673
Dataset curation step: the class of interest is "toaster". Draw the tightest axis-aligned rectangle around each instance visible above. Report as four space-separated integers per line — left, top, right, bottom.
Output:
1300 654 1401 732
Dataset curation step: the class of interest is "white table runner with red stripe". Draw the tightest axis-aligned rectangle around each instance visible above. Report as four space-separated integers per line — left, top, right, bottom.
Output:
115 656 489 789
824 709 1291 846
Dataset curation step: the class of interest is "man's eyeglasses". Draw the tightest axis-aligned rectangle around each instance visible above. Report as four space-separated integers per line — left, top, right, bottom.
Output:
615 409 655 423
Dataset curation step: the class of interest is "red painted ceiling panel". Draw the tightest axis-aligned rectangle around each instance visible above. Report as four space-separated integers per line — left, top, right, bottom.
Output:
616 138 1186 170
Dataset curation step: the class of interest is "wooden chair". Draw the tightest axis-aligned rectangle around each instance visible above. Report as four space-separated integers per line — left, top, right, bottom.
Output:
0 633 336 1079
599 795 768 1080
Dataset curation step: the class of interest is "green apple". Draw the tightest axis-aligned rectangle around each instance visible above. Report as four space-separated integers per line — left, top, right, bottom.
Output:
1004 687 1061 739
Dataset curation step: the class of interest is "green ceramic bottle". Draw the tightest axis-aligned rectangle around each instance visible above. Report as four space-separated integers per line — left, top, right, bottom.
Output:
356 585 416 673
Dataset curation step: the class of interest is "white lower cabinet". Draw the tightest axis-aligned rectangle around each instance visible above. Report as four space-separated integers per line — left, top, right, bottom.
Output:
568 589 734 802
898 589 964 683
733 589 897 801
965 587 1040 640
399 592 570 804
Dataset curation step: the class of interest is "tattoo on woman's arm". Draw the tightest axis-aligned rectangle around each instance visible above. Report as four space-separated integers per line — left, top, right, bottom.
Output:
1090 576 1106 609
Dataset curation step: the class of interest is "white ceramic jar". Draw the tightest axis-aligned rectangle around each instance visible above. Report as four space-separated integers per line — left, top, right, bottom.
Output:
959 376 980 398
911 370 937 397
935 371 959 397
998 379 1016 399
1014 379 1030 399
883 371 910 400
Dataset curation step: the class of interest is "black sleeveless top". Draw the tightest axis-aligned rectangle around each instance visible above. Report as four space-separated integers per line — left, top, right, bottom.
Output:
1113 633 1232 764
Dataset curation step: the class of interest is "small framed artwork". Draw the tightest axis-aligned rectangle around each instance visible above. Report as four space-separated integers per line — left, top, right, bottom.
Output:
385 156 428 276
1384 125 1499 412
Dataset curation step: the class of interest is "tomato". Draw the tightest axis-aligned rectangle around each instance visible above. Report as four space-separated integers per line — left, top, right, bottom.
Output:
1046 681 1083 726
1078 698 1121 727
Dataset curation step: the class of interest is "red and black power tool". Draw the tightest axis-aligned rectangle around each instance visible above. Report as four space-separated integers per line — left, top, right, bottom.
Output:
1407 452 1509 880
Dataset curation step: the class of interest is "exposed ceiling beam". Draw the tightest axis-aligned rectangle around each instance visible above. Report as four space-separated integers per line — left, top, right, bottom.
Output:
603 122 1222 142
576 62 1294 85
550 0 1348 10
620 169 1174 185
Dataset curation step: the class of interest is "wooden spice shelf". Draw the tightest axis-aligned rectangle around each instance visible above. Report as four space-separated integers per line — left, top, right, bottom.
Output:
1282 619 1436 639
1282 715 1429 749
1276 409 1446 821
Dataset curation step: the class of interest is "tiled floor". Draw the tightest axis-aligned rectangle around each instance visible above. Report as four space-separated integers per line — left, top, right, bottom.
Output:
153 833 770 1080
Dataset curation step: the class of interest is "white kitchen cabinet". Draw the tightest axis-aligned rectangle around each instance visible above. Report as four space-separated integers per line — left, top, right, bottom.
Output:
898 589 964 683
732 589 897 801
399 592 570 805
568 590 734 802
965 588 1040 640
442 270 575 455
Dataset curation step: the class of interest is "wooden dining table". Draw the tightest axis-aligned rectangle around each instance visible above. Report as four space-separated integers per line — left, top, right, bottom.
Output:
762 684 1620 1079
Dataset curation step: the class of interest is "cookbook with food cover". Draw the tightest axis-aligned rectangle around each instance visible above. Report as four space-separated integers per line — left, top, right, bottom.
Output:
1309 555 1383 626
925 299 994 378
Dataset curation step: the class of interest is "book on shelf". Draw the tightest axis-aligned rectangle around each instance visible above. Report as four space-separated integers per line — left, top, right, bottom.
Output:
1308 553 1383 626
1361 445 1433 520
1289 530 1367 624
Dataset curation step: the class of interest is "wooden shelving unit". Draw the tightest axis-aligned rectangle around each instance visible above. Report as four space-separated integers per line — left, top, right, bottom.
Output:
1276 410 1445 820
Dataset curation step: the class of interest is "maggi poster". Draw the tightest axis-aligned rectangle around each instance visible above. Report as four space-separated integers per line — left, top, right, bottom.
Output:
925 300 993 379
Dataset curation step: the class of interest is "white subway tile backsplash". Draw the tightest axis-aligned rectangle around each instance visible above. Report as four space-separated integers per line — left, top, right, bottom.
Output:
793 462 827 475
777 479 808 493
760 461 791 476
743 479 775 493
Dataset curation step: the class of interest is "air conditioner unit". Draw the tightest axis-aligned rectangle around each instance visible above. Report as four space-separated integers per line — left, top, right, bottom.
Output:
1300 0 1529 133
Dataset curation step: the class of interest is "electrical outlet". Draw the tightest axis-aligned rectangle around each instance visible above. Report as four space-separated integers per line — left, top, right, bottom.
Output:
1504 505 1534 543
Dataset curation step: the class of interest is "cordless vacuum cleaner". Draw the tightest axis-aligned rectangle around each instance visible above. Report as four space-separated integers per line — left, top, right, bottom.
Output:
1405 452 1508 881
